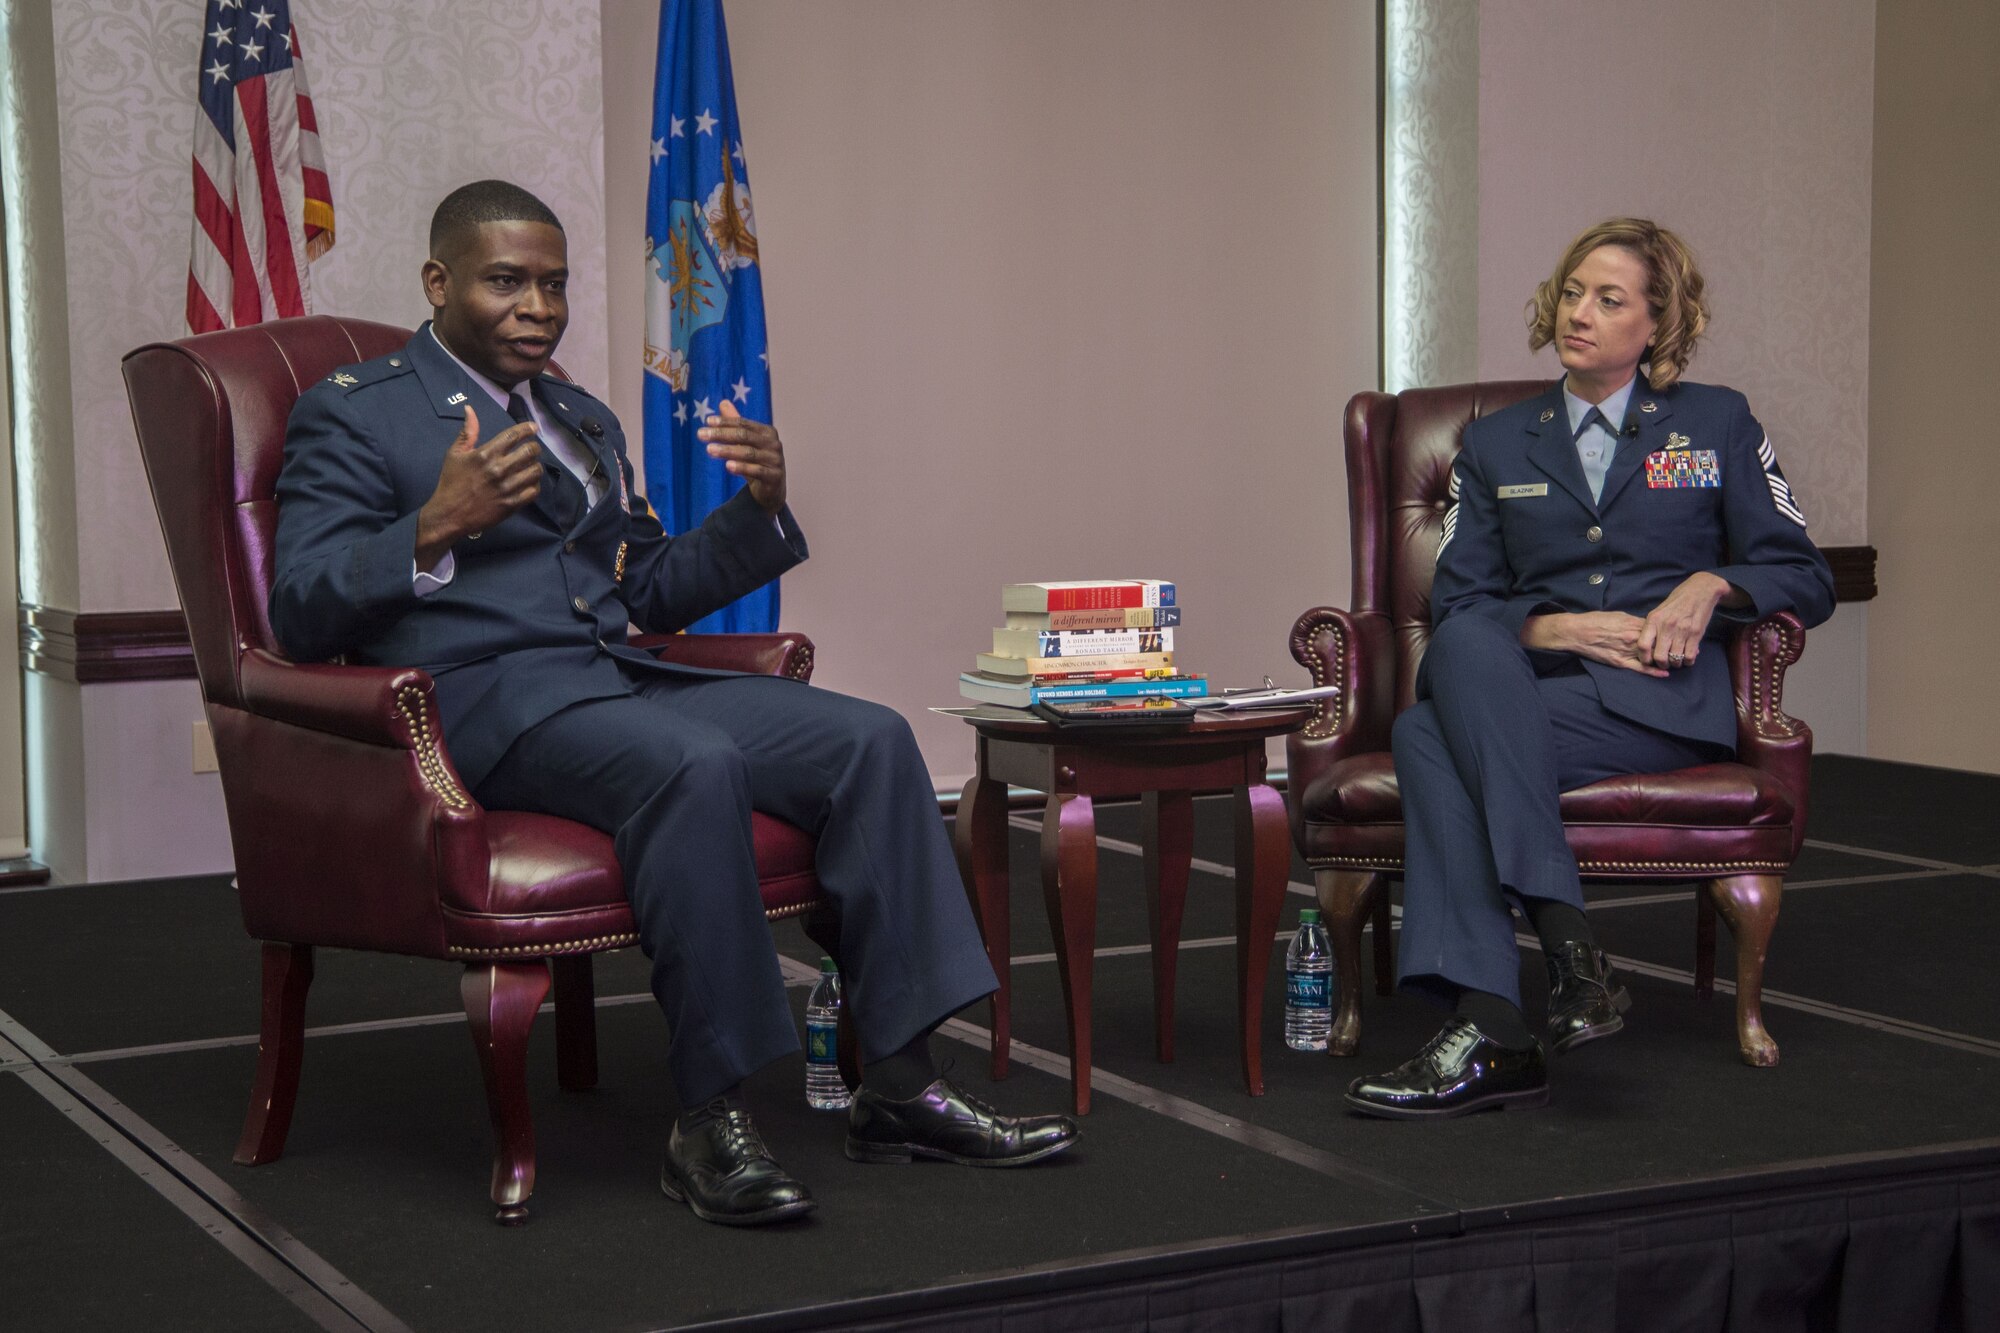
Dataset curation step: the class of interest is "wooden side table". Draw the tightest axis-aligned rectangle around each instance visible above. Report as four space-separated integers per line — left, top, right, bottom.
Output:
950 707 1312 1114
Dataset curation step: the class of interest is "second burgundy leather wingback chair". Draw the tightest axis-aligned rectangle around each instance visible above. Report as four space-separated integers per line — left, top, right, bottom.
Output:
1285 382 1814 1068
122 315 831 1224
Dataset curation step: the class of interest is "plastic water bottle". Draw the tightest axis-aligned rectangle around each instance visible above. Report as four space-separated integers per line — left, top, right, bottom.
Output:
805 957 851 1110
1285 909 1333 1051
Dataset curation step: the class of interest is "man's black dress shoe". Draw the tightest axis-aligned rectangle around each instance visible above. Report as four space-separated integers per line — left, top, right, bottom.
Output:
660 1101 816 1226
1344 1017 1549 1119
1545 941 1632 1054
847 1078 1079 1166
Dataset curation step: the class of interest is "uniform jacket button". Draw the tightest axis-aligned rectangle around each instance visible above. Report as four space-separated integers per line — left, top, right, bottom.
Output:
1586 525 1603 543
1587 572 1605 586
572 596 590 612
563 540 577 554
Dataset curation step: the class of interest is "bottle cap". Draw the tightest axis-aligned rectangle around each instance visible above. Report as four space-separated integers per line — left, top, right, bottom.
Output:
1299 908 1322 923
819 957 838 973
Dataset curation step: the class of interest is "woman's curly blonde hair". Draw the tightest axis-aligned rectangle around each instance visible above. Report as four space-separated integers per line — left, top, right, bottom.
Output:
1526 218 1708 390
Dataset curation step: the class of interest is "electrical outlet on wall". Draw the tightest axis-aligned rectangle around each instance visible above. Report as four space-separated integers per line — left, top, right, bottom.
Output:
192 721 219 774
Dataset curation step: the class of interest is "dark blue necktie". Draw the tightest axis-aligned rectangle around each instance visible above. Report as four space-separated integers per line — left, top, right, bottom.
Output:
1574 406 1612 502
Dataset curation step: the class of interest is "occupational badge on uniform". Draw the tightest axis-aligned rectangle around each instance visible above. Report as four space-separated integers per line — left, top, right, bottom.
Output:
1758 434 1808 526
1645 448 1721 488
1668 432 1690 448
1640 401 1657 413
329 372 358 387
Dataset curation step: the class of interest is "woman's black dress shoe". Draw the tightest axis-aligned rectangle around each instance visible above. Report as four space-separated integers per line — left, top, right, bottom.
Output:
1344 1017 1549 1119
1545 941 1632 1054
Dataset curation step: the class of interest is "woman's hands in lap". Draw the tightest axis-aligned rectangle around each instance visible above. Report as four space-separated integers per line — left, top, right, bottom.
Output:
1521 572 1746 676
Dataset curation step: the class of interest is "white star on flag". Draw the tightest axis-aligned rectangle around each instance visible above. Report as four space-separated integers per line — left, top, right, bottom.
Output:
731 378 751 403
284 29 295 54
209 23 232 45
218 0 240 9
732 141 745 164
695 109 717 135
206 59 231 84
251 6 275 28
240 39 264 62
669 114 685 138
673 400 688 425
650 138 666 164
693 397 713 419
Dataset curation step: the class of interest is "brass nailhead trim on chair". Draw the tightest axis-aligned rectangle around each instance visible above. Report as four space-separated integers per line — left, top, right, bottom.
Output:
786 645 814 682
1307 854 1792 874
1291 614 1347 740
396 685 470 810
1748 620 1806 742
449 931 641 959
446 903 813 960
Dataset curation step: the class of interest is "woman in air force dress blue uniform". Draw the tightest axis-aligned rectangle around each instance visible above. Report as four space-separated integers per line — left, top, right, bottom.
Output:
1344 218 1834 1119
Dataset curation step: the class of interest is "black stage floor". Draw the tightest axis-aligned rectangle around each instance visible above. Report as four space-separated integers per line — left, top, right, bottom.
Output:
3 755 1997 1330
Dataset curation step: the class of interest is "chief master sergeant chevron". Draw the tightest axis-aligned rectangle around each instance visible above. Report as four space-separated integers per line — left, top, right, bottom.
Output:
268 179 1077 1227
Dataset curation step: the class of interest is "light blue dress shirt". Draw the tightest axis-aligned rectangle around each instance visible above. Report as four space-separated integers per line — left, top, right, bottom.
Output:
1562 374 1639 505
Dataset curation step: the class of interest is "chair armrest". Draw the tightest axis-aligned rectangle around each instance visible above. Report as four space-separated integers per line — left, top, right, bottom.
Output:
628 631 817 681
1729 612 1812 858
1285 606 1396 794
238 648 440 747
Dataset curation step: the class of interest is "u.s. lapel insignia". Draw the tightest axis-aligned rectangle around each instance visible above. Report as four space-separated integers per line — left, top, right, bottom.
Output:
329 372 358 387
1539 408 1554 422
1640 400 1657 413
614 541 628 583
445 391 467 406
1667 431 1690 449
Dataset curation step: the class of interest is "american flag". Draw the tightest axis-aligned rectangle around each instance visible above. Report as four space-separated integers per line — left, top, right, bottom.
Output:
187 0 335 333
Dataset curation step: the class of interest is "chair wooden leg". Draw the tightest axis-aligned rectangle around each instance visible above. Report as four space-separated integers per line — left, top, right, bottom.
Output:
1317 870 1384 1057
551 955 598 1092
1707 875 1782 1068
1693 887 1718 999
462 961 552 1225
1371 882 1396 996
234 942 314 1166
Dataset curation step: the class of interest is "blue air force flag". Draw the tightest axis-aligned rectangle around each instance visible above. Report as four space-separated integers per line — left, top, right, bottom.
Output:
644 0 777 633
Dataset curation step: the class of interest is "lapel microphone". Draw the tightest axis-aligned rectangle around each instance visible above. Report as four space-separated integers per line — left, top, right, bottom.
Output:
581 418 605 438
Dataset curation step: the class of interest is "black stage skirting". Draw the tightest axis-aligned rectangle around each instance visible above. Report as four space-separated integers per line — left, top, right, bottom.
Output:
3 754 1997 1331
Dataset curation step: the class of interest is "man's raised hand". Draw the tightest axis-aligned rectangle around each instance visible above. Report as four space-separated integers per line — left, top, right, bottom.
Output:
700 400 788 515
414 404 543 570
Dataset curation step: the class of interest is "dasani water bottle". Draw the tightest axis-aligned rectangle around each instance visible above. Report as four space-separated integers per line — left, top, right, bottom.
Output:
1285 909 1333 1051
805 957 852 1109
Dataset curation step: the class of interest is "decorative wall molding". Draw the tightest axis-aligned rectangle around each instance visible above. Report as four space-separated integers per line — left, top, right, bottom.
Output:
19 605 196 683
22 548 1877 690
1820 545 1877 604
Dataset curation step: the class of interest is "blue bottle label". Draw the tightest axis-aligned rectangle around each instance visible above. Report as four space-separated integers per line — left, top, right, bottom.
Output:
807 1020 837 1063
1287 971 1330 1009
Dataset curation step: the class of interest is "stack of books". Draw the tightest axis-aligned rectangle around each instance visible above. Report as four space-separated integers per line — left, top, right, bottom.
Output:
959 580 1210 708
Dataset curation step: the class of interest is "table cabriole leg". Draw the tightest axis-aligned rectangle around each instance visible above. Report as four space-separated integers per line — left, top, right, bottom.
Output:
953 773 1013 1078
1233 783 1290 1096
1040 792 1099 1114
1141 789 1194 1063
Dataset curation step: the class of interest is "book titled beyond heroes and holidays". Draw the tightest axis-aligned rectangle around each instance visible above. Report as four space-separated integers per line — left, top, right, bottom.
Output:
960 581 1208 708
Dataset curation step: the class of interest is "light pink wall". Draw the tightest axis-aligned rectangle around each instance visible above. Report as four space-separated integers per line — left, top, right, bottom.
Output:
602 0 1380 782
1477 0 1873 548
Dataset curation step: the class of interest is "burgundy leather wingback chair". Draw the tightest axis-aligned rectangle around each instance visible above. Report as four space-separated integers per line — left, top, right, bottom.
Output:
122 315 829 1224
1285 383 1813 1068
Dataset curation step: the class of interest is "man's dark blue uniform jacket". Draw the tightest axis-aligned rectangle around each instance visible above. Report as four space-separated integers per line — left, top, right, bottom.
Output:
269 324 806 790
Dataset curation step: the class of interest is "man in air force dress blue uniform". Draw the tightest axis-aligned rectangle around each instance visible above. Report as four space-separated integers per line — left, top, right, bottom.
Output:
269 180 1076 1225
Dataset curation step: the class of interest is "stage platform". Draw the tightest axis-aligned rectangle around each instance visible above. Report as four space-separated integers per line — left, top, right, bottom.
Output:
3 754 1997 1331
